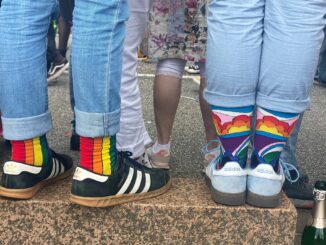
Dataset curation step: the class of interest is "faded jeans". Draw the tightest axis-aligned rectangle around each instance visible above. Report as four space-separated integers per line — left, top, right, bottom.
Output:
205 0 326 113
0 0 128 140
69 0 153 157
279 114 304 169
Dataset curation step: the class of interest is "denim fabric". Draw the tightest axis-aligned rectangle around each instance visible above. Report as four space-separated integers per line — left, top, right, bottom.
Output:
319 27 326 82
72 0 128 137
0 0 56 140
279 114 303 168
205 0 326 113
69 0 151 154
0 0 128 140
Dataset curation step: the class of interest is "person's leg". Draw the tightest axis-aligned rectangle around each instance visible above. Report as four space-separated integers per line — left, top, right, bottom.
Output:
70 0 170 208
58 17 71 58
116 0 152 159
69 0 153 158
204 0 264 206
58 0 74 58
247 0 326 208
154 58 186 145
198 62 219 162
279 114 314 209
147 58 186 168
279 114 303 170
47 16 58 71
0 0 73 199
319 26 326 83
46 3 69 83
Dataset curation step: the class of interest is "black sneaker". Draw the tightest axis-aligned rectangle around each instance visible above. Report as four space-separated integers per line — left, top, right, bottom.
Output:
282 173 313 209
70 151 171 207
0 150 73 199
47 58 69 83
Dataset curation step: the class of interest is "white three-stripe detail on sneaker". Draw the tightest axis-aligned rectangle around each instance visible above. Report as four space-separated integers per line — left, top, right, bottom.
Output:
47 158 62 179
130 170 142 194
116 167 134 195
141 173 151 193
47 159 56 179
53 158 58 177
60 163 64 175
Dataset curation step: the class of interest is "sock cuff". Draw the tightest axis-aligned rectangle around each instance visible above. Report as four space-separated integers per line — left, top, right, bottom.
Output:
153 141 171 154
210 105 254 113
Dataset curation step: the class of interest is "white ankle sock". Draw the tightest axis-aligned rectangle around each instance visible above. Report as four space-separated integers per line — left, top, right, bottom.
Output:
152 141 171 155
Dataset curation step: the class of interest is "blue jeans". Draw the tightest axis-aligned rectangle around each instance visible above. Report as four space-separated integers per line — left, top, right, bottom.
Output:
319 27 326 82
279 114 303 168
0 0 128 140
205 0 326 113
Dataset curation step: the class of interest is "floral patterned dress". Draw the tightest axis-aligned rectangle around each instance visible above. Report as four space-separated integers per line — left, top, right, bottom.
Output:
148 0 207 64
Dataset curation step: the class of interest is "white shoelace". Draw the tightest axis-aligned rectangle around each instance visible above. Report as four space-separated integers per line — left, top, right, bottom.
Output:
280 161 300 183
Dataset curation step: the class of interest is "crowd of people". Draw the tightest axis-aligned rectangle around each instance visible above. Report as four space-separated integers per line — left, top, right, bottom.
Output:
0 0 325 211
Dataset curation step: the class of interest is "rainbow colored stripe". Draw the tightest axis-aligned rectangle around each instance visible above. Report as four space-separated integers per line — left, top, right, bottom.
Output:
253 107 299 165
211 106 253 137
211 106 253 166
255 107 299 138
11 136 48 166
80 136 116 175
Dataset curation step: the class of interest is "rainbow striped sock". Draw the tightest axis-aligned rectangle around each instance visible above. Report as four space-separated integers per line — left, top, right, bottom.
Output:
211 105 253 167
11 135 49 166
80 136 116 176
252 107 300 170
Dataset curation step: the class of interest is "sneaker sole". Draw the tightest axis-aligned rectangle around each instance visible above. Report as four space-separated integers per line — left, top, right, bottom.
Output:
246 191 279 208
205 176 246 206
289 198 313 209
148 156 170 169
0 166 73 200
70 179 172 208
151 161 170 169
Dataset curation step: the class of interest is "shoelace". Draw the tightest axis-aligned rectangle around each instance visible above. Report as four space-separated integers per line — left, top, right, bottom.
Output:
280 161 300 184
117 151 152 171
201 139 220 160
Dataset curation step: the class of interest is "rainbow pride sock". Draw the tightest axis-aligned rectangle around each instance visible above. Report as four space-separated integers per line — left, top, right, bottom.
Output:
211 106 253 167
80 135 116 176
252 107 300 171
11 135 49 166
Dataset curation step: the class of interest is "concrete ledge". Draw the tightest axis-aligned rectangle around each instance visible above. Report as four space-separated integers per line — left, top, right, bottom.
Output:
0 177 297 244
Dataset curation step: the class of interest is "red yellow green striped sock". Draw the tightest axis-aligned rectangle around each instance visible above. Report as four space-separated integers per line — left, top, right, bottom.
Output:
11 135 49 166
80 135 116 176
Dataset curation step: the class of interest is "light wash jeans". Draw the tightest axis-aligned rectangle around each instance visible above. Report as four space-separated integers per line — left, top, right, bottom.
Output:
69 0 153 157
205 0 326 113
279 114 303 169
319 27 326 82
0 0 128 140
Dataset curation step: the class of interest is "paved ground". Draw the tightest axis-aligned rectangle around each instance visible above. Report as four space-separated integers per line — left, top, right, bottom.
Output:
0 61 325 244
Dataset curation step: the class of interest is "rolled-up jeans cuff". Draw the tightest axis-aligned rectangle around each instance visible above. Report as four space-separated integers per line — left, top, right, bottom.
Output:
204 89 256 107
256 92 310 113
2 111 52 140
75 107 120 137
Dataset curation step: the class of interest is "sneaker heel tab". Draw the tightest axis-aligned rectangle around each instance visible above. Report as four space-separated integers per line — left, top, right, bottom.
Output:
73 167 108 182
3 161 42 175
